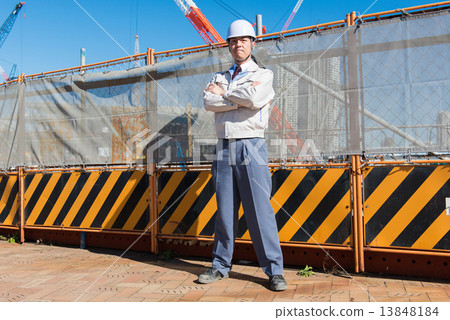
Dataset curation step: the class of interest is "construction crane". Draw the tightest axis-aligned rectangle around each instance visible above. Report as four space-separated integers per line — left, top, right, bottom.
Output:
1 2 25 48
0 2 25 81
173 0 224 45
281 0 304 31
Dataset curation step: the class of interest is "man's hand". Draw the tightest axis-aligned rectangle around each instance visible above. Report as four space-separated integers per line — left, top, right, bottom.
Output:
206 83 226 96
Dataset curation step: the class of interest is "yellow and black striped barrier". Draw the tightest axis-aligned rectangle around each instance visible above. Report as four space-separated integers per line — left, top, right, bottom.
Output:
0 175 19 226
157 168 352 245
363 165 450 251
24 171 150 231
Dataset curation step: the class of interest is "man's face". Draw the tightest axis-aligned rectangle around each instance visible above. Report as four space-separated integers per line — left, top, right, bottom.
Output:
228 36 254 64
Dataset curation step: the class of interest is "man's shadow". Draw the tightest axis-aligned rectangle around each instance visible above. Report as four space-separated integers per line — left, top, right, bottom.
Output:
87 246 271 289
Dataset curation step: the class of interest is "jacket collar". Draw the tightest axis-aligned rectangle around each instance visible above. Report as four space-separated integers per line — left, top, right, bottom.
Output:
229 60 259 75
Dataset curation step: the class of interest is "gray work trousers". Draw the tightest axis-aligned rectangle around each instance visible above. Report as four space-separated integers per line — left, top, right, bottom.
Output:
211 138 284 277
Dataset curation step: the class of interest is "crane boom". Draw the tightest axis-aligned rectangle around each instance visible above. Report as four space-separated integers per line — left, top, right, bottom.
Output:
173 0 224 45
0 2 25 82
0 2 25 49
281 0 303 31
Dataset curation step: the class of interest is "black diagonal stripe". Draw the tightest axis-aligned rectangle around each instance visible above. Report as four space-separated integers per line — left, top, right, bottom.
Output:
391 180 449 248
199 211 216 236
236 212 248 238
0 179 18 224
363 167 393 200
11 207 19 225
24 174 33 187
291 170 350 242
24 174 52 220
326 212 352 245
365 166 433 244
133 207 150 231
158 171 201 232
53 173 90 226
158 171 172 194
70 172 112 227
0 177 8 196
110 173 149 229
274 169 327 231
433 230 450 250
173 178 215 235
270 170 292 197
89 171 134 229
34 174 69 225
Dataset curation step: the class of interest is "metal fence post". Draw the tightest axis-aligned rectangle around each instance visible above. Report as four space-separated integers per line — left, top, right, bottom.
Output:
16 73 26 244
352 155 365 272
346 12 365 273
18 166 25 243
149 165 158 254
147 48 155 65
146 48 158 254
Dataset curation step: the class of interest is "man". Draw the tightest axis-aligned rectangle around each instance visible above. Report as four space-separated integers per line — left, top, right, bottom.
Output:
198 19 287 291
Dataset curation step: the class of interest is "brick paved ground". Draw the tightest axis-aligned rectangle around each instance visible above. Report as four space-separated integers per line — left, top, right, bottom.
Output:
0 241 449 302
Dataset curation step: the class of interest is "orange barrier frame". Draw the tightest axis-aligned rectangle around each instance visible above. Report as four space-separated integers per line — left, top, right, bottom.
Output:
1 158 448 278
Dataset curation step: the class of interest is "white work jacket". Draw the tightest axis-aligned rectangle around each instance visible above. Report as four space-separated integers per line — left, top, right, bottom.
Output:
203 60 275 139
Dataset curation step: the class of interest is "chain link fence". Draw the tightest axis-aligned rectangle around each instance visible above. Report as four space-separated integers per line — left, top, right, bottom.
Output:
358 10 449 155
0 8 448 169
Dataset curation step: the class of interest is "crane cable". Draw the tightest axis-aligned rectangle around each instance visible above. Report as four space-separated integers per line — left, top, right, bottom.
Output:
269 0 298 33
212 0 250 22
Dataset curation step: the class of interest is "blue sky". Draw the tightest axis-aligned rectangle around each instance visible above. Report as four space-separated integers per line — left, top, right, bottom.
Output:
0 0 439 76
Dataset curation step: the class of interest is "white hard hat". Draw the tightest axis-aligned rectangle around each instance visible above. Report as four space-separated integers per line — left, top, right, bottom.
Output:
226 20 256 40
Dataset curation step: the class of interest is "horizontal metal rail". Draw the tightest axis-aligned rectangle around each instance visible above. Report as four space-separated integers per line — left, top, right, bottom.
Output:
157 234 354 252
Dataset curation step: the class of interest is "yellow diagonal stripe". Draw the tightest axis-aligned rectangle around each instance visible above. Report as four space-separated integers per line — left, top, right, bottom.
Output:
343 235 351 245
1 176 19 225
370 166 449 247
364 167 413 223
271 170 308 213
101 171 143 229
122 186 150 230
2 193 19 225
80 171 123 228
158 172 186 213
308 190 351 244
23 174 43 208
43 173 80 226
412 209 450 250
61 172 101 227
186 194 217 236
278 169 345 242
161 172 210 234
0 176 16 215
26 173 62 225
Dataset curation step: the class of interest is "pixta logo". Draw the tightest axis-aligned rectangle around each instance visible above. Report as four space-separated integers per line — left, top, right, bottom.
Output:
125 129 172 169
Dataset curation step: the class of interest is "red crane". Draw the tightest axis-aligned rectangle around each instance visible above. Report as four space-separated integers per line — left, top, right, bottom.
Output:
173 0 224 45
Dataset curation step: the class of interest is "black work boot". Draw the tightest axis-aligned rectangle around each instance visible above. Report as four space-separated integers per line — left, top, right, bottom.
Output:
198 268 228 284
269 275 287 291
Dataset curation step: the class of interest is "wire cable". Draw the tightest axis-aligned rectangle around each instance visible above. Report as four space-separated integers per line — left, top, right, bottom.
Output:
269 0 298 33
213 0 250 22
